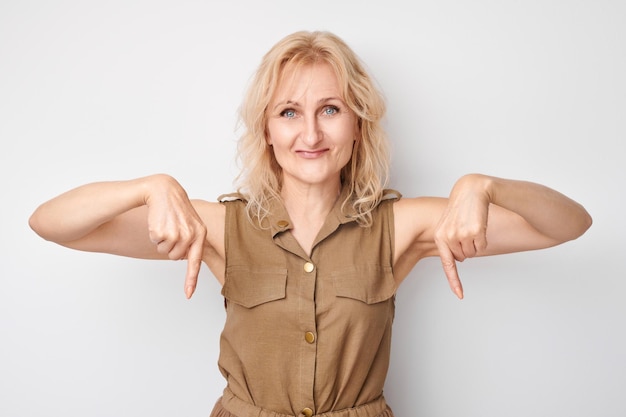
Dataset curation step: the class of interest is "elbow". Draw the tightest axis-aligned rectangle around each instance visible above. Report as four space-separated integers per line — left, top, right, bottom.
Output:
28 209 46 239
580 209 593 236
28 207 55 242
543 210 591 249
547 205 592 245
569 205 593 241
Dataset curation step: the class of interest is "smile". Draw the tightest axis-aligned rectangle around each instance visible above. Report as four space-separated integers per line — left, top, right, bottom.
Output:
296 149 329 159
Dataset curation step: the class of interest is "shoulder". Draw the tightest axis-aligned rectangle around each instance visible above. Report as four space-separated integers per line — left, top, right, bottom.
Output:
190 198 226 246
191 198 226 219
393 195 447 227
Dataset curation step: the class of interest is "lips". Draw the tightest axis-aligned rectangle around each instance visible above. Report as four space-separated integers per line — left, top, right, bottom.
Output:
296 149 329 159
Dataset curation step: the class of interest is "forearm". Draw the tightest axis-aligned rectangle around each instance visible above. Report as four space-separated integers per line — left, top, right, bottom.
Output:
463 174 592 243
29 174 163 243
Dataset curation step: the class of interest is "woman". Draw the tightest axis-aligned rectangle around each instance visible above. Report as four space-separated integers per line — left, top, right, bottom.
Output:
29 31 591 417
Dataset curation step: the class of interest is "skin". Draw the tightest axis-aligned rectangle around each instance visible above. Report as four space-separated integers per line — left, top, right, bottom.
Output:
266 63 359 256
28 63 592 300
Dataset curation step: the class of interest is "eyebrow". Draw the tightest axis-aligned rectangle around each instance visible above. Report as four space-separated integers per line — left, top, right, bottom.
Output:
271 97 344 112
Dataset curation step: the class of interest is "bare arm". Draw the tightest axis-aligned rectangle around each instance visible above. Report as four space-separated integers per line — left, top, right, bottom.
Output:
29 174 225 297
394 174 592 298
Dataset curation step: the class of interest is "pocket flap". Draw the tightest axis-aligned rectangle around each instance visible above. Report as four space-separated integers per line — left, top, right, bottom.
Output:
332 265 396 304
222 266 287 308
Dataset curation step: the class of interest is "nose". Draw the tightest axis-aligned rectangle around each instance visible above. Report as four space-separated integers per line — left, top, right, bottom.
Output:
302 115 322 147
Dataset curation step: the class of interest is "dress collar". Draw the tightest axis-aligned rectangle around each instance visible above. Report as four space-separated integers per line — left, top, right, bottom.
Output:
266 185 358 238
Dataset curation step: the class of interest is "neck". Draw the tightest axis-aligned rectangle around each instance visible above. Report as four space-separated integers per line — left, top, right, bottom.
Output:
280 178 342 223
280 179 343 256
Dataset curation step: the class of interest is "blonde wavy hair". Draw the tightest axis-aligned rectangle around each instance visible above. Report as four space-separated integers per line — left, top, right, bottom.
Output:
235 31 390 226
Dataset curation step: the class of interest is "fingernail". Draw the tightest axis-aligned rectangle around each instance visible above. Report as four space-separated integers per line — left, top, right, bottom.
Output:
185 286 194 299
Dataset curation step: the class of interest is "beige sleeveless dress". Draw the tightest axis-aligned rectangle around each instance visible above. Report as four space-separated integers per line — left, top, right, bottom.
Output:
211 188 400 417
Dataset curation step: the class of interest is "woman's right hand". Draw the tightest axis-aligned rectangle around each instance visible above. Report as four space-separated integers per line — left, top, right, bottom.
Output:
144 175 208 298
30 174 211 298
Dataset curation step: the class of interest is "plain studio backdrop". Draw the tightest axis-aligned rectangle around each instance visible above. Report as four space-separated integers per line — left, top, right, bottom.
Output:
1 1 623 416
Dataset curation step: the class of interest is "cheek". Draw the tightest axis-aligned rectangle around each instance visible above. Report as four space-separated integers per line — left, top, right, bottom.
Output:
334 121 358 147
266 121 292 146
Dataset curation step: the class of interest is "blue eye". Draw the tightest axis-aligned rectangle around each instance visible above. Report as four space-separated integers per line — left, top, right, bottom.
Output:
324 106 339 115
281 109 296 118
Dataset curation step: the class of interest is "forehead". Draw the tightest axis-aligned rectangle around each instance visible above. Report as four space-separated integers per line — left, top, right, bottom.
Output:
273 62 342 102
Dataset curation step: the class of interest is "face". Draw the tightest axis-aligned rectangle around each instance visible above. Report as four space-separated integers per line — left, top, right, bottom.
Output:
266 62 358 191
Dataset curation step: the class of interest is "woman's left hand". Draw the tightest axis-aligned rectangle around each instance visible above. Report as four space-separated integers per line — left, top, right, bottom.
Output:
433 175 492 299
393 174 591 298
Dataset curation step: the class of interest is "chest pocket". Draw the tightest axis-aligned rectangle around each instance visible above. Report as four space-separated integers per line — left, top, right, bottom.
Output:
331 264 397 304
222 266 288 308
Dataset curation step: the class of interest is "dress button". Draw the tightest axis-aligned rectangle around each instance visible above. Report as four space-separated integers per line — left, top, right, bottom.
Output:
303 262 314 273
301 407 314 417
304 331 316 344
276 220 289 228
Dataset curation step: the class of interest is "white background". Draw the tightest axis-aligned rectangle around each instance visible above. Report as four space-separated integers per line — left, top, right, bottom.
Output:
1 1 624 416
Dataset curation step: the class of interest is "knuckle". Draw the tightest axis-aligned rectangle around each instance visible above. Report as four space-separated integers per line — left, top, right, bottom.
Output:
457 228 474 241
148 230 164 243
168 249 184 260
440 259 456 270
434 232 449 246
178 228 192 243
